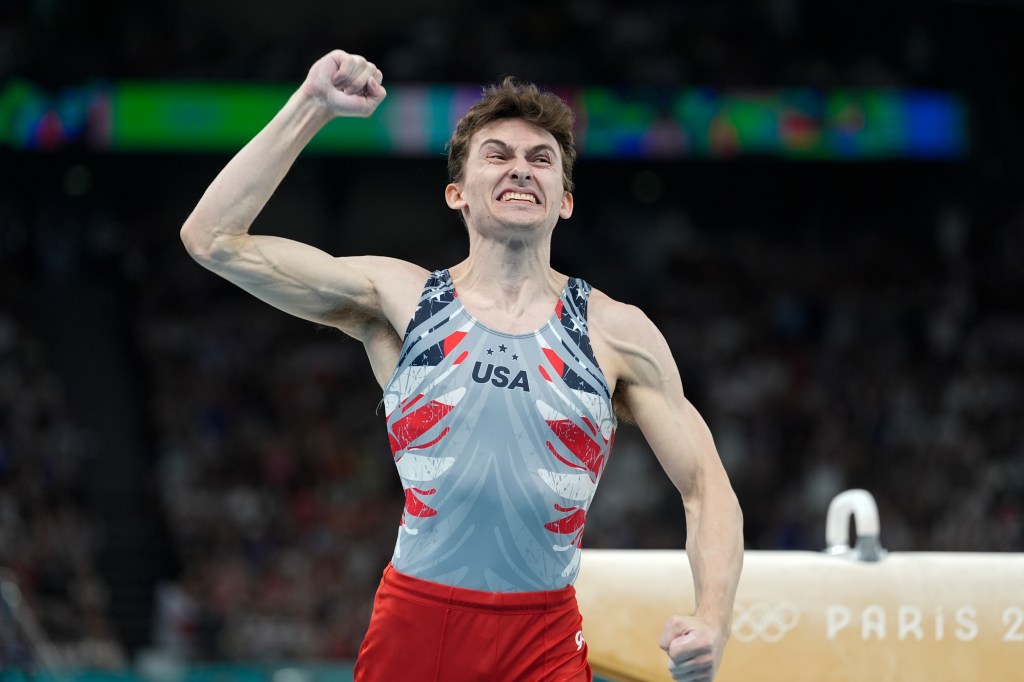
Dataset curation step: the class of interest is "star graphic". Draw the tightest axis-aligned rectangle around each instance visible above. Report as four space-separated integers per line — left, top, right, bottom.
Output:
486 348 494 355
512 354 519 360
498 344 508 353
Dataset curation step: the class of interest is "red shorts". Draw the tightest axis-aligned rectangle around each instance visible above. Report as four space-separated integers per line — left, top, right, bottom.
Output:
354 564 593 682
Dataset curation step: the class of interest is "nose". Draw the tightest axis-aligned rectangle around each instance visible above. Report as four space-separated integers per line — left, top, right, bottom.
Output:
510 165 531 181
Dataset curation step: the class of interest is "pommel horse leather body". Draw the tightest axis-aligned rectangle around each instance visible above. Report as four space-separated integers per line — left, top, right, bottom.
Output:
575 549 1024 682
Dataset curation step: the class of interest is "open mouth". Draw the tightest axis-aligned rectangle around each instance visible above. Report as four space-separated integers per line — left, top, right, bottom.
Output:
499 191 539 204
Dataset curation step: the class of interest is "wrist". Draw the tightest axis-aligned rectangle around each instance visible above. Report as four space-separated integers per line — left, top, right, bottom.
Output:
694 609 732 642
287 87 336 134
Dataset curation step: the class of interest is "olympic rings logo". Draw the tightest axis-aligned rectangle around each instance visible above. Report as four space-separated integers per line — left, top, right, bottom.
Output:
732 602 801 643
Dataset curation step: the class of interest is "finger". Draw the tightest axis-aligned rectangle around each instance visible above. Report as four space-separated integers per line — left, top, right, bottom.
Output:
660 618 688 651
366 78 387 102
667 643 708 663
332 53 366 92
673 670 713 682
361 61 380 84
324 49 347 70
345 59 380 95
328 50 353 80
668 660 714 682
671 640 712 660
669 668 712 681
668 632 706 660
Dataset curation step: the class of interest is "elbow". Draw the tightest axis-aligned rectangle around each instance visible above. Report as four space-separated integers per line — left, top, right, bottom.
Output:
180 218 235 265
180 219 210 261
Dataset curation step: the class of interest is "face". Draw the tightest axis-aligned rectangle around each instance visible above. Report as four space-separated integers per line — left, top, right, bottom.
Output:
445 118 573 234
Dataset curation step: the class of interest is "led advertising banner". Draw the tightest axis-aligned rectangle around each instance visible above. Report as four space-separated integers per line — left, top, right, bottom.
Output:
1 81 967 160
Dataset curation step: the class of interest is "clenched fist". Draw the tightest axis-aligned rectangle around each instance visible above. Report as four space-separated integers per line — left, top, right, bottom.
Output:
300 50 387 118
660 614 723 681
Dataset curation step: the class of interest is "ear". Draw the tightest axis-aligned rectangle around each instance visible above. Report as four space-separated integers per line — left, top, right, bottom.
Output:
445 183 466 210
559 191 574 219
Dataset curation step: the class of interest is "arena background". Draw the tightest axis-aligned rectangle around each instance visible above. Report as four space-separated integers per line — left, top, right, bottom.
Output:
1 0 1022 679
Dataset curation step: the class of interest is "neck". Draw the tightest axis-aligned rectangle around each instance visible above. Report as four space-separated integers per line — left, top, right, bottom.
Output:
469 227 550 274
449 228 565 323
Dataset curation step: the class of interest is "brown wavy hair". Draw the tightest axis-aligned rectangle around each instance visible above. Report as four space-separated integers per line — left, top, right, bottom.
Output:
446 77 577 192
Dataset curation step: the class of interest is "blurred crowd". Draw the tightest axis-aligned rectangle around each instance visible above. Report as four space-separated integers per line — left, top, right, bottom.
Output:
3 0 955 88
2 0 1023 669
0 278 126 668
139 262 396 661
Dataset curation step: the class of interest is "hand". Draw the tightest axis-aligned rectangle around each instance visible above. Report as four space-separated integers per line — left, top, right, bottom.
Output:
659 615 723 682
301 50 387 118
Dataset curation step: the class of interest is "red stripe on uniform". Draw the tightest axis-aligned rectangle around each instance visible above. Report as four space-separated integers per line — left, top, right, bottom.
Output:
404 488 438 518
443 331 468 357
390 400 456 454
546 440 587 471
546 419 605 477
544 507 586 534
542 347 565 378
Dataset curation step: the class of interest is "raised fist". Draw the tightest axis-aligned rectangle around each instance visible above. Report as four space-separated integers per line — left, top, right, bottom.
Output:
301 50 387 118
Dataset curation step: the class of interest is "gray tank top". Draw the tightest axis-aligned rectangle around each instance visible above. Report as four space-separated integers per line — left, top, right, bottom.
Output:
382 270 617 592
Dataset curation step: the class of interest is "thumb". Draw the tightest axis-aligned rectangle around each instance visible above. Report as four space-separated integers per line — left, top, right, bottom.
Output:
668 630 697 657
660 616 696 652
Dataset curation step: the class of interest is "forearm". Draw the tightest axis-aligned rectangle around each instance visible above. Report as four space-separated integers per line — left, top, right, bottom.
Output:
684 477 744 639
181 89 332 258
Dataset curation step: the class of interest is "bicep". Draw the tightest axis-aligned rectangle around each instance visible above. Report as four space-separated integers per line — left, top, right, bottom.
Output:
623 376 719 498
611 316 722 498
193 233 401 337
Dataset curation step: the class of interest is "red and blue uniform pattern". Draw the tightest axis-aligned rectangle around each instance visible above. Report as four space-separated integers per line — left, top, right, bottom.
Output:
382 270 616 592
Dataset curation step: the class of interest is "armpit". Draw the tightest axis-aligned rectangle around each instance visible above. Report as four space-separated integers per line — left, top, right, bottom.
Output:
612 384 636 424
321 301 388 337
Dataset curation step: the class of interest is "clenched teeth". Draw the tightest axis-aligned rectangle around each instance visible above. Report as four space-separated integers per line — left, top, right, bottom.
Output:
500 192 537 203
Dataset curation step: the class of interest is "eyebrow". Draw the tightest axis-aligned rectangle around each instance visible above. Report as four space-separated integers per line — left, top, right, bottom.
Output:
479 139 557 157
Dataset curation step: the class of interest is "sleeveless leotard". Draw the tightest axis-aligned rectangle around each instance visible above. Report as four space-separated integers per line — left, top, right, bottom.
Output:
382 270 617 592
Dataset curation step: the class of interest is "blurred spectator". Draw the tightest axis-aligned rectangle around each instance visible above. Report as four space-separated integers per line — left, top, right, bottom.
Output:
0 308 126 668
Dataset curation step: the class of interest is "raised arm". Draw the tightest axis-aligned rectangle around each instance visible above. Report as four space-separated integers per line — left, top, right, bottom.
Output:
596 299 743 682
179 50 424 353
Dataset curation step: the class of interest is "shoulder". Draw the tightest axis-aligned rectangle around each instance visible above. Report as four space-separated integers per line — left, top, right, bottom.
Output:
330 255 431 337
586 287 678 389
587 287 668 353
